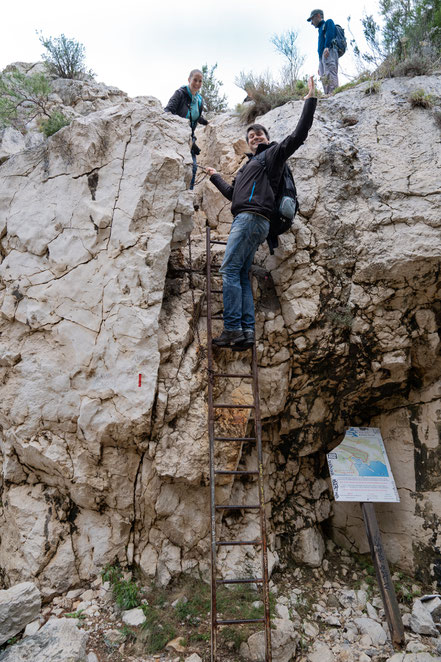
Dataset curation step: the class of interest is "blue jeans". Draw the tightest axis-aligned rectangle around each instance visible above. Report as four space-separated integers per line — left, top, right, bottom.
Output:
220 212 269 331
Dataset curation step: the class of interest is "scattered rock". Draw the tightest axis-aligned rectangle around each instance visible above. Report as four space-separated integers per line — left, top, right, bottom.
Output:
121 607 146 626
0 582 41 646
423 597 441 623
23 619 41 637
354 617 388 645
339 590 368 610
307 641 335 662
240 618 298 662
410 600 439 636
0 617 87 661
292 527 325 568
387 654 440 662
276 603 290 620
166 636 186 652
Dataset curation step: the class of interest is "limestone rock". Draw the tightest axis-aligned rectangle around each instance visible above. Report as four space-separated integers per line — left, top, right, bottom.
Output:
423 597 441 623
240 618 298 662
292 527 325 567
354 617 388 645
1 65 441 595
166 636 186 652
23 620 41 637
0 617 88 661
0 582 41 645
307 642 335 662
387 655 441 662
121 607 146 626
339 590 368 610
410 600 439 636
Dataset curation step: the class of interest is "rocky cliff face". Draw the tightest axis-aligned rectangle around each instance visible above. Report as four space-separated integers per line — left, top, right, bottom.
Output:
0 66 440 596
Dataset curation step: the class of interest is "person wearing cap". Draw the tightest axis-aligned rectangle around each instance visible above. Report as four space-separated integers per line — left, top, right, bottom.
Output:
307 9 339 94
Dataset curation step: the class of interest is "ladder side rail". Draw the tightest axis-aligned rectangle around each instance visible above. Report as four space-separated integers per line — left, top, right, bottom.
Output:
206 226 218 662
252 343 272 662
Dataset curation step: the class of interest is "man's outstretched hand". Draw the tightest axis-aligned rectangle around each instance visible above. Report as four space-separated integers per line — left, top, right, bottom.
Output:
304 76 316 99
206 167 217 177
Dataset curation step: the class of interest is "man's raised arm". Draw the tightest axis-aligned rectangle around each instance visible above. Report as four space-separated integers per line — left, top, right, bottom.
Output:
267 76 317 179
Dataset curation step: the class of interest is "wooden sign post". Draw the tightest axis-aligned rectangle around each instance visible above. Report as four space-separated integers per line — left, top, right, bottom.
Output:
361 502 405 646
327 427 405 648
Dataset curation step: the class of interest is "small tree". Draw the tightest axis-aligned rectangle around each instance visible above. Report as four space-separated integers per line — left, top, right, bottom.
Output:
0 69 70 136
271 29 305 92
0 71 52 129
351 0 441 75
39 32 94 79
201 63 228 113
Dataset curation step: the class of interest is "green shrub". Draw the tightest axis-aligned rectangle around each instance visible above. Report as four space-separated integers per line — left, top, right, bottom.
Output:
65 609 85 620
235 70 307 123
0 71 52 129
364 80 381 95
101 562 141 610
141 604 177 653
409 88 434 108
333 72 373 95
390 53 434 77
40 110 70 137
39 32 94 80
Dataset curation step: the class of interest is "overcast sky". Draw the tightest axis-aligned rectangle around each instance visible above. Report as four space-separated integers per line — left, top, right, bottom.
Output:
2 1 379 108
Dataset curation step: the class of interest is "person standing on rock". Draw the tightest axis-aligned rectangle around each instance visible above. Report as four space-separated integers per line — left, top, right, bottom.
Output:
307 9 339 95
206 76 317 350
164 69 208 189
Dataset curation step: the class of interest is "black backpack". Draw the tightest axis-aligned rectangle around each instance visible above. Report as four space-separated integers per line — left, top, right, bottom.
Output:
324 22 347 57
255 152 299 254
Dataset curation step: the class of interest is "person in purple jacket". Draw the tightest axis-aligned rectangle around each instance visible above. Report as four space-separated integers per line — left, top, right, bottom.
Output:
307 9 339 94
206 77 316 350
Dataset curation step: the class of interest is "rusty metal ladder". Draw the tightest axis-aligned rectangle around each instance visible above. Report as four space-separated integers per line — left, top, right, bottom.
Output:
205 226 272 662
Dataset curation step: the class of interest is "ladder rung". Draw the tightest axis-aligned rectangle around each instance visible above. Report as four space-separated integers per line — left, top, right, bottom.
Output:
210 240 228 245
216 540 261 546
214 436 256 442
215 504 260 510
213 404 255 409
211 315 223 320
211 289 223 294
212 372 253 378
216 618 265 625
216 578 263 585
215 470 258 476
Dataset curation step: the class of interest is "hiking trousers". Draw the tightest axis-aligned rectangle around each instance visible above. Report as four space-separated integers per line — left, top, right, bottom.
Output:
319 47 339 94
219 212 269 331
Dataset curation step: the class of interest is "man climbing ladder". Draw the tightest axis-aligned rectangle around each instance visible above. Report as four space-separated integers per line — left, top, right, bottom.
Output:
206 76 316 350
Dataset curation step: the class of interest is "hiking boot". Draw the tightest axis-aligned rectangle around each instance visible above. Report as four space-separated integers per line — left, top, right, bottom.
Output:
232 329 255 351
212 329 245 348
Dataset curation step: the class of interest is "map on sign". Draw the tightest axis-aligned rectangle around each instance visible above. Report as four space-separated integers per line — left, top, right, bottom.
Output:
327 427 399 503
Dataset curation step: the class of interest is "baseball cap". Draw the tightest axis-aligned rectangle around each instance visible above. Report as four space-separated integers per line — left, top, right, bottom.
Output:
307 9 323 21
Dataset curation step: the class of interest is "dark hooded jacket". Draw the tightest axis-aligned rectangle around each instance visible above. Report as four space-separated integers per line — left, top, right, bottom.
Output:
210 97 317 220
164 86 208 127
317 19 337 58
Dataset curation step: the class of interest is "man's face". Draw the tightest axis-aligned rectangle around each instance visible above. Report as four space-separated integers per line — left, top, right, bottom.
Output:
311 13 322 27
247 129 269 154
